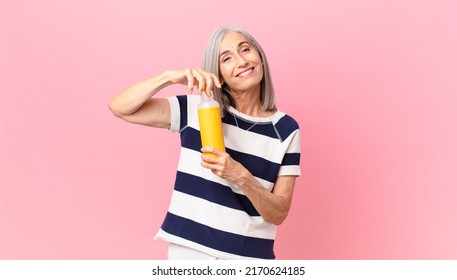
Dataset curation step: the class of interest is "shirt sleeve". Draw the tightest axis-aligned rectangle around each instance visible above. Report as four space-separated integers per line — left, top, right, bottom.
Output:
167 96 181 133
167 95 194 133
278 127 301 177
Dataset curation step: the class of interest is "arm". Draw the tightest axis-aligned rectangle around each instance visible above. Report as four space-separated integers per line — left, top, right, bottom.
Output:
109 68 221 127
200 147 296 225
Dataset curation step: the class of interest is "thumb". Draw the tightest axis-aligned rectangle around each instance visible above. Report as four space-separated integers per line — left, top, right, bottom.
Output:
201 146 225 157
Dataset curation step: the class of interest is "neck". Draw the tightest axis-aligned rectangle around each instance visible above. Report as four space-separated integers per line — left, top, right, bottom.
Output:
233 93 261 116
230 87 275 117
229 84 264 116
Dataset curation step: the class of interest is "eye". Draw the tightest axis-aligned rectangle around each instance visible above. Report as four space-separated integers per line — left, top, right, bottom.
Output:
241 47 250 53
222 56 232 63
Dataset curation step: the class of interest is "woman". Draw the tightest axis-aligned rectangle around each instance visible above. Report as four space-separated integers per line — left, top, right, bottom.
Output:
109 26 301 260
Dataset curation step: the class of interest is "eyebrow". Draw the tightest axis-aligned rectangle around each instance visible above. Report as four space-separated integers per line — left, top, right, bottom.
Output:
219 41 250 58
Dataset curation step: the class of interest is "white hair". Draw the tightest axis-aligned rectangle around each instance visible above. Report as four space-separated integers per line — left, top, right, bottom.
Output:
202 26 276 113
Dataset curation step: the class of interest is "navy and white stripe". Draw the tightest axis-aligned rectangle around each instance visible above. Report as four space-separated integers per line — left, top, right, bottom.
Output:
155 95 301 259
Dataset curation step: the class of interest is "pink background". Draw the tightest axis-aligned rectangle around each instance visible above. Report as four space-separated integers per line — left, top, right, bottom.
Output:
1 0 456 259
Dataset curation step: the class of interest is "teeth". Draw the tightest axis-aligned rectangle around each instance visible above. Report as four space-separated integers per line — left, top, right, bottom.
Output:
238 68 253 77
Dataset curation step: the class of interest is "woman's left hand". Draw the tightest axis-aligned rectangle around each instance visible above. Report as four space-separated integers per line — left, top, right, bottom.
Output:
200 147 245 183
201 147 296 225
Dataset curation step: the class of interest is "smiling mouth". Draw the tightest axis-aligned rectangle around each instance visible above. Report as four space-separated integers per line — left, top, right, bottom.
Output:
236 67 254 78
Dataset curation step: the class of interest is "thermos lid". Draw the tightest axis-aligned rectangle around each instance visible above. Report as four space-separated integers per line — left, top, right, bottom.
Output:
198 92 219 109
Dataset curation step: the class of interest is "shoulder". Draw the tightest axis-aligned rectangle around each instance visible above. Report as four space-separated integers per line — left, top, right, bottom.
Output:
274 112 299 129
272 110 300 141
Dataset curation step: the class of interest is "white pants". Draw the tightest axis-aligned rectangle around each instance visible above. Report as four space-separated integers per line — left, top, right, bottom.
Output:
167 243 223 260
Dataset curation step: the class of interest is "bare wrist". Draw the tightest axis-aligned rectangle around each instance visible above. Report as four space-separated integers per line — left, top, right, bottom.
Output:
236 168 249 187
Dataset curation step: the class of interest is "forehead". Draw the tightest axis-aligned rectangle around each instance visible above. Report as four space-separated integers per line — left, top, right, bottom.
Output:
220 31 249 51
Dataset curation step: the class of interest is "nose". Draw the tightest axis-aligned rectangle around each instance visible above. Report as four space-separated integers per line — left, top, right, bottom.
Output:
235 54 248 68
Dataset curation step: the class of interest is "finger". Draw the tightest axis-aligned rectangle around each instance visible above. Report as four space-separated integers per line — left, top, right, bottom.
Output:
185 68 194 93
200 160 211 169
203 73 221 95
201 146 225 157
205 74 214 96
201 161 224 178
204 71 217 91
193 68 206 93
210 73 222 88
200 159 220 173
201 151 218 163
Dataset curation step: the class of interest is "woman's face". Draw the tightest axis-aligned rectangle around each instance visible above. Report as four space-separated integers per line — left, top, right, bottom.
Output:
218 32 263 93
